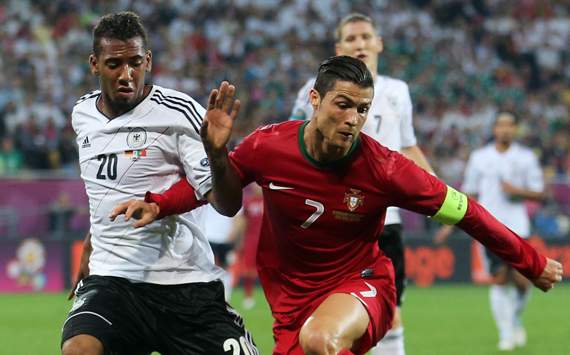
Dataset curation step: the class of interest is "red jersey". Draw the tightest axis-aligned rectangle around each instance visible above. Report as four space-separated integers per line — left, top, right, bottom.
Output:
229 120 545 324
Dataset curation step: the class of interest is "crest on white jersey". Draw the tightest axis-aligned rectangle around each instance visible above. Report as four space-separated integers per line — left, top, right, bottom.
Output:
126 127 147 148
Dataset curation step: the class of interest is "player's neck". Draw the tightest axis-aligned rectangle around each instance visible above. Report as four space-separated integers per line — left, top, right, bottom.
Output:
97 85 152 119
304 122 351 162
495 141 512 152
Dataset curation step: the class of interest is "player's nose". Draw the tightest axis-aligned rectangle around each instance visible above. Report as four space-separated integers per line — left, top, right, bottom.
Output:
118 64 134 82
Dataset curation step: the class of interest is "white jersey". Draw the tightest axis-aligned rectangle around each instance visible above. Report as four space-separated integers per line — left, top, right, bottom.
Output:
203 204 235 244
462 143 544 237
73 85 225 284
290 75 417 224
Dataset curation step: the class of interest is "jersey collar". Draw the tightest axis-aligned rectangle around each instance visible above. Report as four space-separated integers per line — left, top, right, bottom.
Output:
95 85 156 122
298 121 360 169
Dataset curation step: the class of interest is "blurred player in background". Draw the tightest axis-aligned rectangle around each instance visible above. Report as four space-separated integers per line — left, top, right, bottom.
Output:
125 56 561 355
203 203 237 301
61 11 256 355
291 13 434 355
229 183 264 309
434 112 546 351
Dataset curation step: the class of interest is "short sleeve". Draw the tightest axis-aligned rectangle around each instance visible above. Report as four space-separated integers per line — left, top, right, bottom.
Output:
289 78 316 121
176 99 212 200
524 151 544 192
461 152 480 195
399 83 417 148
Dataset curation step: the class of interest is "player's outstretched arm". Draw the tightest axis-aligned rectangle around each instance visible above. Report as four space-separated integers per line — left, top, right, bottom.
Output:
386 153 562 292
201 81 243 217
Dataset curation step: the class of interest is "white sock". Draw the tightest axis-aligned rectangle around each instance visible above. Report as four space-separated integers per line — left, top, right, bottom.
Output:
370 326 405 355
490 285 515 342
514 287 531 328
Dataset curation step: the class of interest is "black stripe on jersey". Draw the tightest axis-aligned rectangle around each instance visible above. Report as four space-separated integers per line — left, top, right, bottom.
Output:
150 96 201 134
153 90 203 128
154 90 204 125
75 91 101 105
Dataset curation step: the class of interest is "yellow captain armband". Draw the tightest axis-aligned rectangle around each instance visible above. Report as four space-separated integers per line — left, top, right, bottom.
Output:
432 185 468 225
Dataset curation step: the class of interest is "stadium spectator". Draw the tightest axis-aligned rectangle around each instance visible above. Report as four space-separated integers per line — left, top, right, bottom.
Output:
0 136 23 175
0 0 568 231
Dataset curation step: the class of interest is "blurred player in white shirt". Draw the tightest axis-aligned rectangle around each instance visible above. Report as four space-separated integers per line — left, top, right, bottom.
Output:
203 204 237 301
435 112 545 351
290 13 434 355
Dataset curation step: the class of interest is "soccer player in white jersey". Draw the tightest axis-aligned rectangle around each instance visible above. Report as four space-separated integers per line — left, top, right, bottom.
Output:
290 14 433 355
436 112 545 351
61 12 257 355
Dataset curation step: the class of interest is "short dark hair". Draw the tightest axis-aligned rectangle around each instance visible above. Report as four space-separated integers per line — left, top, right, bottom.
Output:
335 13 376 43
494 111 519 126
313 56 374 98
92 11 148 56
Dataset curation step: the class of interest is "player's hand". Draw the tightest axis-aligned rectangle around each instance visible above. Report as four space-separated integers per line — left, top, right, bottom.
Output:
532 257 563 292
433 225 453 245
109 200 160 228
501 181 520 197
201 81 241 156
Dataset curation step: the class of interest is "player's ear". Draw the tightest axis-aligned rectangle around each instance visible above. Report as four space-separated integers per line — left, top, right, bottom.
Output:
377 36 384 54
89 54 99 76
145 50 152 72
309 88 320 111
334 42 341 56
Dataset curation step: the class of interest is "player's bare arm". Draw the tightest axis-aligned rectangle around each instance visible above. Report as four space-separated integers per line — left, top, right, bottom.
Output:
68 232 91 300
501 181 546 201
401 145 434 174
201 81 243 216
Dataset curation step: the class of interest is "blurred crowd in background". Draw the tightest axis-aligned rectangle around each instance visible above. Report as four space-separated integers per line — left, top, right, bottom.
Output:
1 0 569 237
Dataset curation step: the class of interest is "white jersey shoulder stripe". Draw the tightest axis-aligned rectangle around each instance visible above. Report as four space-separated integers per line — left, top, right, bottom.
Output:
154 89 204 124
150 90 203 134
75 90 101 105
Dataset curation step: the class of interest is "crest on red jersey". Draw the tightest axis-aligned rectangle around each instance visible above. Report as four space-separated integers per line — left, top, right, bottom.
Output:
344 188 364 212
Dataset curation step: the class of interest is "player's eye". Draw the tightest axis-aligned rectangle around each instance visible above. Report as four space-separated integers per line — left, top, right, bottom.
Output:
337 102 350 109
358 106 370 114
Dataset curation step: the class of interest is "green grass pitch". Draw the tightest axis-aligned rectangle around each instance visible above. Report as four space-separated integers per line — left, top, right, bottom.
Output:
1 284 568 354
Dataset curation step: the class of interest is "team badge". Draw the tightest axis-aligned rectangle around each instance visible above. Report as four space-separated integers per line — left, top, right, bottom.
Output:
126 127 147 148
344 188 364 212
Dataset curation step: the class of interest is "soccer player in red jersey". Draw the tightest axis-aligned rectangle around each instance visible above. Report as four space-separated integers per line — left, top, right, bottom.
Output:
229 183 264 309
114 56 562 355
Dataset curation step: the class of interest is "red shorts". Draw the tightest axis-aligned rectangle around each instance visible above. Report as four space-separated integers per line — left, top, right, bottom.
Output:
272 260 396 355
